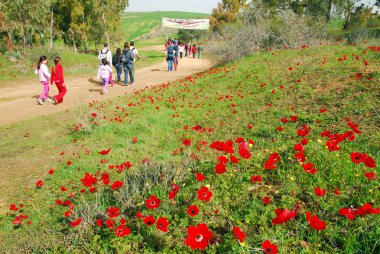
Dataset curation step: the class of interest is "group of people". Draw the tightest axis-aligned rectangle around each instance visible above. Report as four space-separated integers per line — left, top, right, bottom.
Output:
165 38 203 72
35 41 140 104
97 41 139 94
35 38 205 104
35 56 66 105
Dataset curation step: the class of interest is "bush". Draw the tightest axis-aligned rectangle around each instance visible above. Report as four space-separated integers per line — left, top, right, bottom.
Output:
206 8 328 64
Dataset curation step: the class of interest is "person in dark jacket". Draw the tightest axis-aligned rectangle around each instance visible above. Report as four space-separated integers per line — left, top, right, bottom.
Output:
112 48 123 82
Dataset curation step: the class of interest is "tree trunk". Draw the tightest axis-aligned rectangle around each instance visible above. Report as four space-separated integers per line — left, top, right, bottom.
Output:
82 12 88 53
40 32 45 45
326 0 333 22
3 32 13 51
73 39 77 53
49 7 54 51
102 12 110 46
21 23 26 54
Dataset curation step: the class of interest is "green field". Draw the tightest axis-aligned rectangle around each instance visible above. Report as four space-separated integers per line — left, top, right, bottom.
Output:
120 11 210 42
1 43 379 253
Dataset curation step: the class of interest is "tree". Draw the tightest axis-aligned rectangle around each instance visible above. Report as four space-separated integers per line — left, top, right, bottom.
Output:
210 0 248 30
4 0 49 51
0 2 13 51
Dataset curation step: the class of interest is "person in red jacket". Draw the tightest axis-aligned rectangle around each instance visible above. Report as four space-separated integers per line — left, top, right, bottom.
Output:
191 45 197 58
50 57 67 104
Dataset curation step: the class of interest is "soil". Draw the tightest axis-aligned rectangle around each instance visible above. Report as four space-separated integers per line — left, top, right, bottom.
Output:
0 56 212 126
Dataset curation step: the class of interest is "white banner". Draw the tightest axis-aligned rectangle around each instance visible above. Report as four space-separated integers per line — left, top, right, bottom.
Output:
162 18 209 30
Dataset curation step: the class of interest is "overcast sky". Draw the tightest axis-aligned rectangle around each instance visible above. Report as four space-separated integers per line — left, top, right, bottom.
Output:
126 0 220 14
125 0 378 14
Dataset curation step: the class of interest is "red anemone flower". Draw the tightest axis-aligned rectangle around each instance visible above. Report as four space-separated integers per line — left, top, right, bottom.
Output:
197 187 213 202
35 180 43 188
365 172 377 180
145 195 161 209
272 208 297 225
195 172 206 181
114 225 131 237
185 223 213 250
251 175 263 183
339 208 356 220
143 215 156 226
314 187 327 197
187 205 200 216
69 218 82 227
294 153 305 162
302 163 317 174
111 180 123 190
107 206 120 218
306 212 326 230
156 217 169 232
215 162 227 174
232 227 246 243
98 148 111 155
262 240 278 253
182 139 191 146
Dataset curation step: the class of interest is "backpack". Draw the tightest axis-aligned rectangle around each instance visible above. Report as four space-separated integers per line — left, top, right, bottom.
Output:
167 46 174 60
99 49 109 61
121 49 133 64
173 45 179 56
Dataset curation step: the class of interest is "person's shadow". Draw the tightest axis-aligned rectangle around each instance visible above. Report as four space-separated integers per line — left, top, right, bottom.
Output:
88 78 102 86
88 78 103 94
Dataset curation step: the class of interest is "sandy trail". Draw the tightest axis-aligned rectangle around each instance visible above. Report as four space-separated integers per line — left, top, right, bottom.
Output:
0 56 212 126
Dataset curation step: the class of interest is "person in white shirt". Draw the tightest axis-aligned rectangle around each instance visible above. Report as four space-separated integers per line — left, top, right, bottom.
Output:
130 41 140 80
98 43 112 66
35 56 52 105
98 43 114 87
179 44 185 59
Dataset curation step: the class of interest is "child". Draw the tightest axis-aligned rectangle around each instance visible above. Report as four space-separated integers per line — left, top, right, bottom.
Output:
50 57 67 104
197 44 203 58
97 58 113 95
112 48 123 82
192 45 197 58
35 56 51 105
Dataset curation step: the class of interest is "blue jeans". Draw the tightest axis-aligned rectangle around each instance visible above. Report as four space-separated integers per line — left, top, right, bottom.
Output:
198 52 202 58
123 63 134 84
167 60 173 71
115 64 122 82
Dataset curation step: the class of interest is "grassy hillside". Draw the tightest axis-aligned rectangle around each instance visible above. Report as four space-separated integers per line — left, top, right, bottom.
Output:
0 43 379 253
120 11 210 42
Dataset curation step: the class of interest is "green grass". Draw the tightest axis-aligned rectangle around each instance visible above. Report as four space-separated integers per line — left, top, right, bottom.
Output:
120 11 210 42
0 44 379 253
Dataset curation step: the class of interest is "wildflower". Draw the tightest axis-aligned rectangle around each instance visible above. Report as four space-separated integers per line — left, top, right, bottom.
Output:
145 195 161 209
185 223 213 250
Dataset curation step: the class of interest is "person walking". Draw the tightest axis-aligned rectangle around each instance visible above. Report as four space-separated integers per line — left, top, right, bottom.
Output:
173 42 179 71
130 41 140 81
35 56 51 105
98 43 114 87
166 42 175 72
50 57 67 104
121 42 134 86
97 58 113 95
197 44 203 59
179 44 184 59
185 42 189 57
191 45 197 58
112 48 123 83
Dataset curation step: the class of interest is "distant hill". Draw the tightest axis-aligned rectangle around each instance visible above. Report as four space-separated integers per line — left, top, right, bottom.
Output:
120 11 210 41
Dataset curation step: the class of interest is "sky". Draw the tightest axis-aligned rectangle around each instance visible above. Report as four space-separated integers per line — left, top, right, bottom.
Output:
125 0 379 14
125 0 221 14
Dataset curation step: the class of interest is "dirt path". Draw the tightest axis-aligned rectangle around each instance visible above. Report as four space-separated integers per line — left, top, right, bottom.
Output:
0 56 213 126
